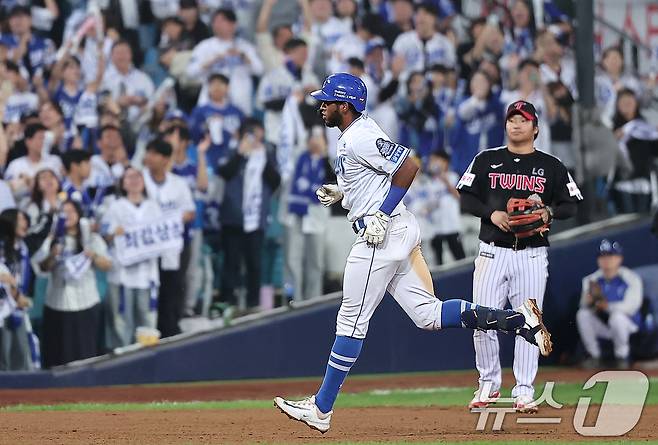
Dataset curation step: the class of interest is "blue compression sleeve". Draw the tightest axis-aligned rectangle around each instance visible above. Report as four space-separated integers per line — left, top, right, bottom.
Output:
379 184 407 215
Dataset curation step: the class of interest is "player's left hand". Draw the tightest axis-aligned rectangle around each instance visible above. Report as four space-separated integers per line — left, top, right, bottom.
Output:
363 211 389 247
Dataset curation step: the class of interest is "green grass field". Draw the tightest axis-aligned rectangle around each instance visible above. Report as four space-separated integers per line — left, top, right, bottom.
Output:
4 372 657 445
4 377 657 413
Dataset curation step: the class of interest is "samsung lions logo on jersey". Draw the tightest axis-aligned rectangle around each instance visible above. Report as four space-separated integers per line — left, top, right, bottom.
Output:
376 138 406 163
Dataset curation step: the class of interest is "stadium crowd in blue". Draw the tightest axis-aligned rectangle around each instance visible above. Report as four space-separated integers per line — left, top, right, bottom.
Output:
0 0 656 370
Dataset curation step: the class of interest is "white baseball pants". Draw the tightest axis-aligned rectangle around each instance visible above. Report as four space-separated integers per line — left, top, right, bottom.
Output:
336 210 447 339
472 242 548 398
576 308 638 359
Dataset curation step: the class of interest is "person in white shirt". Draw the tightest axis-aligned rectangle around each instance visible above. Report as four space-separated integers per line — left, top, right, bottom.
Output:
102 166 162 348
31 199 112 368
392 3 456 77
186 8 264 115
86 125 129 191
577 240 643 369
255 0 312 72
309 0 352 75
143 139 195 338
5 123 63 201
0 180 16 213
595 46 644 128
405 150 464 266
328 14 379 75
2 61 39 125
257 38 319 145
282 126 333 301
536 29 577 99
427 151 464 265
101 40 155 125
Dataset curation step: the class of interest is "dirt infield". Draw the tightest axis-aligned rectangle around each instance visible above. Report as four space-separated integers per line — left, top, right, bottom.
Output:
0 367 646 407
3 405 657 444
1 368 656 444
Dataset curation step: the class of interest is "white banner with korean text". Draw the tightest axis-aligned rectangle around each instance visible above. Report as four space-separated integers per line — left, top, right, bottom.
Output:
114 216 184 266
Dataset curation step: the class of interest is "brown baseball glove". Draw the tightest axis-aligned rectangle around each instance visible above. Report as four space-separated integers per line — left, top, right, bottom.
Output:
506 197 552 238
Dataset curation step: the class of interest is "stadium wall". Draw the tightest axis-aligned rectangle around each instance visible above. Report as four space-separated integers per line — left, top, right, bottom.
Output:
1 219 657 388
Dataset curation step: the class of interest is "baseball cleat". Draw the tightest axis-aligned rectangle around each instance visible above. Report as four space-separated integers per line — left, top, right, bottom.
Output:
273 395 332 433
468 389 501 409
514 394 538 413
515 298 552 356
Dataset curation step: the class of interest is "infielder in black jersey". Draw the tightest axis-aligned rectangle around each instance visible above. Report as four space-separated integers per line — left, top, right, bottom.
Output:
457 100 583 413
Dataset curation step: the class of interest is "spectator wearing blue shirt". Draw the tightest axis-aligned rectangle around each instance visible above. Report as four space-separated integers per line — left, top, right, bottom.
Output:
449 70 504 175
395 71 441 163
61 149 94 218
46 51 105 149
577 240 643 369
0 6 55 79
189 73 242 168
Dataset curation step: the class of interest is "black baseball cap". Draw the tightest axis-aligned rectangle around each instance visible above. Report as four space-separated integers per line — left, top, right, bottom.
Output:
179 0 198 8
506 100 538 123
9 5 31 18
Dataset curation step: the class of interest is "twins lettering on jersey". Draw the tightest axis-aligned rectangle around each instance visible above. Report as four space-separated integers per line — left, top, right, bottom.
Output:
488 173 546 193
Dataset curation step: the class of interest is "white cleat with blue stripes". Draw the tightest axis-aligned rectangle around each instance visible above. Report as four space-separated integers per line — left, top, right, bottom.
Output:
274 395 332 433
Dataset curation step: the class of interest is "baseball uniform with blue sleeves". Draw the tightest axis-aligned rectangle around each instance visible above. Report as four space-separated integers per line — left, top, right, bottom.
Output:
577 266 643 359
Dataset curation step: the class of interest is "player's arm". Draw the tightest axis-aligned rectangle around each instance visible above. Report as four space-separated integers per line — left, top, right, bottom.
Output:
361 157 418 247
457 156 500 219
549 164 583 220
379 157 418 214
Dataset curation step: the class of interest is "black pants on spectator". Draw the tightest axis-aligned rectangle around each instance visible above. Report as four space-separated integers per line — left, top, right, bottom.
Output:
431 233 466 266
222 226 263 308
157 243 190 338
42 304 100 369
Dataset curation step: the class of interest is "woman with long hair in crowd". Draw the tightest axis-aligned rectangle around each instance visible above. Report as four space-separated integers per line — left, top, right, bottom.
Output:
610 88 658 214
32 199 112 368
0 208 37 370
22 169 62 251
102 166 162 348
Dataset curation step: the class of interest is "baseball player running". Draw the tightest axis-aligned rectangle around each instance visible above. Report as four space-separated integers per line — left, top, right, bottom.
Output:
458 100 583 413
274 75 551 433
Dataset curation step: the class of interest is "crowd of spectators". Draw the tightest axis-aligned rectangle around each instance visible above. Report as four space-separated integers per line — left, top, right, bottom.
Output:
0 0 657 370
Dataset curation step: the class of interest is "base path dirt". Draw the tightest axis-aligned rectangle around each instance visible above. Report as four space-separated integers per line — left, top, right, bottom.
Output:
3 405 657 445
2 367 653 407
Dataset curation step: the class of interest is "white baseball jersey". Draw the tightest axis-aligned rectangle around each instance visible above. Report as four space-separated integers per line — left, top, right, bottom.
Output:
101 64 155 123
540 58 577 98
186 36 264 115
256 65 319 145
328 33 367 75
576 266 642 359
392 31 456 74
334 115 409 222
102 197 162 289
4 155 63 180
332 115 454 340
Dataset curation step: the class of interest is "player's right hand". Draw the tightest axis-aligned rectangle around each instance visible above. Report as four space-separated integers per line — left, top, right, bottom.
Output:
316 184 343 207
363 211 389 247
490 210 511 232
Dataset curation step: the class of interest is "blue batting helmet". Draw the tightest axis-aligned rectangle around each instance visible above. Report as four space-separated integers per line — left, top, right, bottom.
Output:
310 73 367 112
